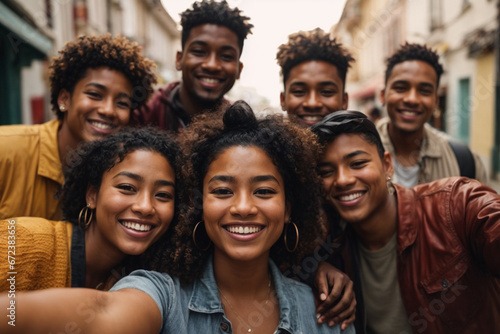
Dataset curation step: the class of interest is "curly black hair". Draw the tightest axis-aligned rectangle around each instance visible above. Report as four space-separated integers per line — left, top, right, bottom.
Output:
276 28 354 89
311 110 385 159
180 0 253 54
385 42 444 86
49 34 157 120
155 100 324 285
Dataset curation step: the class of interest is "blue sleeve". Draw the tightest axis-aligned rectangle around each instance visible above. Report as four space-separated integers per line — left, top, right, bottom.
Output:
110 269 174 323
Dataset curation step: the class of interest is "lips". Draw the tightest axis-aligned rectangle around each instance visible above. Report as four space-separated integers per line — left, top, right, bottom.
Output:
397 109 423 120
120 221 154 232
88 119 116 134
225 225 263 235
333 191 366 207
298 115 324 125
199 77 220 84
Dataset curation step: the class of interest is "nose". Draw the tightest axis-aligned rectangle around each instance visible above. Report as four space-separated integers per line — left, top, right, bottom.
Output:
229 192 258 217
97 97 116 118
131 192 155 217
201 52 221 72
403 88 419 105
303 91 322 110
335 167 356 188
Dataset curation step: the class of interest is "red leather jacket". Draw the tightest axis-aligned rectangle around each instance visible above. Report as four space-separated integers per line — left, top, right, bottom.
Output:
338 177 500 333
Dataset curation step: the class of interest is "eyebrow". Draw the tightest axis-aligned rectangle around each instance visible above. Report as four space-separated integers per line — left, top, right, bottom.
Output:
85 83 132 100
113 171 175 187
290 80 339 87
391 79 435 89
208 174 280 185
189 40 238 53
317 150 370 167
344 150 370 160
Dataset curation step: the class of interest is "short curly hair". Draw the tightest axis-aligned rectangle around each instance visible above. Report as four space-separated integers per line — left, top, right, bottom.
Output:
276 28 354 89
311 110 385 159
155 100 324 285
49 34 157 120
180 0 253 54
385 42 444 87
60 127 182 231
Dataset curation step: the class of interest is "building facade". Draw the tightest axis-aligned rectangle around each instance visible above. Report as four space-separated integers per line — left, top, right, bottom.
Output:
0 0 180 125
334 0 499 178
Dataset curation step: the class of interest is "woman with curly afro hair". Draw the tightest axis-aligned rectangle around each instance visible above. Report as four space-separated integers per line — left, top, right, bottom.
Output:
0 101 355 334
0 34 157 220
0 127 182 291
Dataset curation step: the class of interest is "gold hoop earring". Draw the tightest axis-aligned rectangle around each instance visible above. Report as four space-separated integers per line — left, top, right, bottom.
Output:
193 221 211 251
284 220 299 253
78 204 93 230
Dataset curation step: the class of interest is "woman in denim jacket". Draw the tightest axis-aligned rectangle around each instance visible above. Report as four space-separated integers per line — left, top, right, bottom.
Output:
0 101 354 334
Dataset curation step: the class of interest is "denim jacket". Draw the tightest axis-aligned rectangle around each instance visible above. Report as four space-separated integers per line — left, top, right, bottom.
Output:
111 256 354 334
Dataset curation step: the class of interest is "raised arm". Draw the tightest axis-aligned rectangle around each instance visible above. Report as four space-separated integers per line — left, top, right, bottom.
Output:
0 288 161 334
453 179 500 276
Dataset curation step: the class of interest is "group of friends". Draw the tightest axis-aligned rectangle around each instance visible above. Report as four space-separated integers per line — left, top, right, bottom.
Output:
0 0 499 333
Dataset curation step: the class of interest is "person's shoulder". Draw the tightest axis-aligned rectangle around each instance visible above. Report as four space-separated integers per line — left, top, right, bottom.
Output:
0 123 42 139
1 217 68 233
375 116 390 132
423 123 451 143
0 120 58 152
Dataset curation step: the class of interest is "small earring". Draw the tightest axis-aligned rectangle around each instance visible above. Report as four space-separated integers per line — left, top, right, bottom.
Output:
59 105 66 111
386 177 395 195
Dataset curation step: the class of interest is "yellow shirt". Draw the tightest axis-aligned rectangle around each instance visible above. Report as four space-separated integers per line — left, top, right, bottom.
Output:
0 119 64 220
0 217 72 291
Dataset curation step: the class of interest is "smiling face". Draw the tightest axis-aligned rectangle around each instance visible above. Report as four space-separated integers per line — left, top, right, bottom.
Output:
318 134 393 225
176 24 243 109
202 145 290 263
57 67 133 151
380 60 438 136
86 149 175 258
281 60 348 127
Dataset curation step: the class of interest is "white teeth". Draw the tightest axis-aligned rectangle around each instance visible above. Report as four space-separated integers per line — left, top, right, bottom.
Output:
200 77 219 84
302 116 323 121
227 226 262 234
339 192 363 201
90 121 113 130
401 111 419 116
122 221 153 232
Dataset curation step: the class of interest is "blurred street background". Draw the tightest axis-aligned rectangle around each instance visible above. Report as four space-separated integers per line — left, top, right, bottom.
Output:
1 0 499 190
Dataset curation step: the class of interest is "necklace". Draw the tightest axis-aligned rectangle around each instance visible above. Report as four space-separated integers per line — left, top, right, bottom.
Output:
217 277 272 333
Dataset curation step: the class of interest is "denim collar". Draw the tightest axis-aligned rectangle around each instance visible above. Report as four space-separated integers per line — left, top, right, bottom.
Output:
189 255 300 333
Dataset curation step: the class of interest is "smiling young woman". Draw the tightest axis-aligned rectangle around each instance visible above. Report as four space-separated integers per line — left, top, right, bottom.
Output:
0 34 157 221
0 127 182 291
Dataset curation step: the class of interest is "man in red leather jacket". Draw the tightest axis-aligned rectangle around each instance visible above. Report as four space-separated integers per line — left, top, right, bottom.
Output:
132 0 252 131
311 110 500 334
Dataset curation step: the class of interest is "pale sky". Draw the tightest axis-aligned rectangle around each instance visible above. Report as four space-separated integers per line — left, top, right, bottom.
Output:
161 0 347 109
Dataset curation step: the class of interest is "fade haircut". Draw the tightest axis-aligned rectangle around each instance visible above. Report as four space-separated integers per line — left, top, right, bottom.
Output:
385 42 444 87
311 110 385 159
180 0 253 54
276 28 354 90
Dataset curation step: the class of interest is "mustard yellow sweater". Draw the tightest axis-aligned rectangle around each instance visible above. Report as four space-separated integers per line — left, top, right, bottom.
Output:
0 217 72 291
